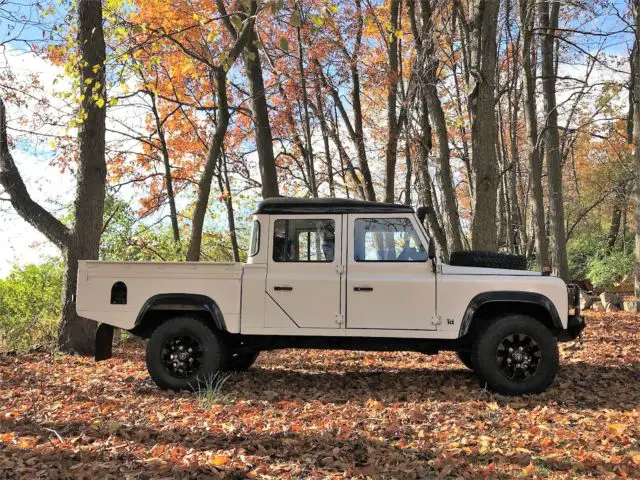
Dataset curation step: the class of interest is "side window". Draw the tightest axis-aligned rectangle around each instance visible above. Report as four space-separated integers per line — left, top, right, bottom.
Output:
249 219 260 257
354 218 427 262
273 219 335 262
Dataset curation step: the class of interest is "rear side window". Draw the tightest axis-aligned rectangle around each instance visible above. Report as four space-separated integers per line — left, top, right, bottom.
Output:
273 219 335 262
249 219 260 257
354 218 427 262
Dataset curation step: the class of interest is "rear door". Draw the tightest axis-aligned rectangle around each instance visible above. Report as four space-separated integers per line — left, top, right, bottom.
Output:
266 214 343 329
346 214 436 330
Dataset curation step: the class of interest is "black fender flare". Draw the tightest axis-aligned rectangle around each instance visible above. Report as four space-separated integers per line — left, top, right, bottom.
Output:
134 293 227 332
458 291 563 337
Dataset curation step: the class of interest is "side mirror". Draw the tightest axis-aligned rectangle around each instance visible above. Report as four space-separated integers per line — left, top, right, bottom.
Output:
428 238 437 260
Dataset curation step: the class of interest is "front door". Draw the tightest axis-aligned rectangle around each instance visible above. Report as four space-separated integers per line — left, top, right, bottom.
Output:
266 215 343 329
346 214 436 330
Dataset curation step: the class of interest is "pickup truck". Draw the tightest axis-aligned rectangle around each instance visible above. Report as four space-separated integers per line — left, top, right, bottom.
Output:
77 198 585 395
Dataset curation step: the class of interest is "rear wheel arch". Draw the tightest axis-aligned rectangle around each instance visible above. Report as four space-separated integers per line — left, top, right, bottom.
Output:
459 292 562 339
131 294 227 338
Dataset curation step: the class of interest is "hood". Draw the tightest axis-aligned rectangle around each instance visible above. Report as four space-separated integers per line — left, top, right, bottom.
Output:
440 263 542 276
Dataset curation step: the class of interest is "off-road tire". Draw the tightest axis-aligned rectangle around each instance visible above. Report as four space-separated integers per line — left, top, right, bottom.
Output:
471 315 559 395
449 250 527 271
223 350 260 372
455 351 474 371
146 316 225 391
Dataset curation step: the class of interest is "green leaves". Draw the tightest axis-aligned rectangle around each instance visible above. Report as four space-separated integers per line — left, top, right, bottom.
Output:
290 10 301 28
279 37 289 53
230 15 243 32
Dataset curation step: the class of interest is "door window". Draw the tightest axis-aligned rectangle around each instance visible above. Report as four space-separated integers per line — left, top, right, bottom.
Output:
273 219 335 262
354 218 427 262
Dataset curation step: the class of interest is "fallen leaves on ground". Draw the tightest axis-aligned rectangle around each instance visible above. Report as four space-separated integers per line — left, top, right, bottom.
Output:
1 312 639 479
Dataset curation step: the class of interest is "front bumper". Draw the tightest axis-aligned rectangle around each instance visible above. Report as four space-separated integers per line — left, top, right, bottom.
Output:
558 314 586 341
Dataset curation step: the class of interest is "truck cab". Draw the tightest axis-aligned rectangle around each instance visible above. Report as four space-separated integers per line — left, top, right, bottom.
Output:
78 198 585 395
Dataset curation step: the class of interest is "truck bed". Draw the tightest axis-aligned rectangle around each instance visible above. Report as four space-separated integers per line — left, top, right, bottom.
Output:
76 261 244 331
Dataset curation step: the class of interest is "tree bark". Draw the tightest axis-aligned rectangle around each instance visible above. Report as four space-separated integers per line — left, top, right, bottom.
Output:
384 0 401 203
468 0 500 251
295 11 317 197
218 150 240 262
417 96 448 259
187 6 255 260
520 0 549 269
539 0 568 280
187 68 231 261
241 3 279 199
149 91 180 242
314 82 335 197
633 2 640 297
57 0 108 354
420 0 464 253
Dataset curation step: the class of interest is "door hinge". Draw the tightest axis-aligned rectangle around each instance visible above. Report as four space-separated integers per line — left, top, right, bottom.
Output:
336 264 345 275
431 314 442 326
335 313 344 326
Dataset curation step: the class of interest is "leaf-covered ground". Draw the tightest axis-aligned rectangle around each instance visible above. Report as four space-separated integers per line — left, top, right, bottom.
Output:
1 312 639 479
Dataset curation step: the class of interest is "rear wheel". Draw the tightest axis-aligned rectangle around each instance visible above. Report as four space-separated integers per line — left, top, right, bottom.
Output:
146 316 225 391
472 315 558 395
455 351 474 370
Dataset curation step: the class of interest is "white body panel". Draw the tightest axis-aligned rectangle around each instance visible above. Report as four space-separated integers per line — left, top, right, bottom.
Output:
77 212 571 340
345 213 436 330
76 261 243 332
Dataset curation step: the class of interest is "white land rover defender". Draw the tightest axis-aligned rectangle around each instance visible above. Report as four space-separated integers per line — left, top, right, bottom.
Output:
77 198 585 395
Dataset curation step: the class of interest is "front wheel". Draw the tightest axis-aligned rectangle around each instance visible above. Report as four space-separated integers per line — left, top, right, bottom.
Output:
146 316 226 391
472 315 559 395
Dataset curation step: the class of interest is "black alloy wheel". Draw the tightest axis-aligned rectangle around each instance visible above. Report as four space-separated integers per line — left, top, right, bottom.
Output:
496 333 541 380
161 335 203 378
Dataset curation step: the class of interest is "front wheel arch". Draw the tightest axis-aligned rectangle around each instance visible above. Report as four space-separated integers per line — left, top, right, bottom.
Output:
459 292 562 339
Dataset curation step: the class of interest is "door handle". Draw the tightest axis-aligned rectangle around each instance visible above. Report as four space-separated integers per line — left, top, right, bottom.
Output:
274 286 293 291
354 286 373 292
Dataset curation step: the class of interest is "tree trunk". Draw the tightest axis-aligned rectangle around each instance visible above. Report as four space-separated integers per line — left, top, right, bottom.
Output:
420 0 464 253
404 138 412 206
315 83 335 197
417 96 448 259
607 190 623 251
218 150 240 262
57 0 108 354
149 92 180 242
187 69 230 261
384 0 401 203
468 0 500 251
520 0 549 269
243 22 279 199
633 2 640 297
295 14 317 198
539 0 568 280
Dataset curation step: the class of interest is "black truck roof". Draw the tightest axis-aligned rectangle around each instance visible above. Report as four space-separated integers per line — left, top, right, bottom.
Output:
255 197 415 215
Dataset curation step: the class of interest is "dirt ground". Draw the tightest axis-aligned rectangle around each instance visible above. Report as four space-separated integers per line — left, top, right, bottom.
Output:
1 312 639 479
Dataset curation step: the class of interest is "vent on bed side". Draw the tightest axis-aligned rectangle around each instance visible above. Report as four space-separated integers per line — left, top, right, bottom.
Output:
110 281 127 305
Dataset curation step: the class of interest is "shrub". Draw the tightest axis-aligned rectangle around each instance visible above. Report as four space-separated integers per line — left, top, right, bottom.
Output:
0 258 63 353
567 229 634 290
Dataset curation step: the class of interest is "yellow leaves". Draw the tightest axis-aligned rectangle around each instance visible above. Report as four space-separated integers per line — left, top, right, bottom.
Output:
210 455 230 466
522 463 534 476
96 97 105 108
608 423 628 437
